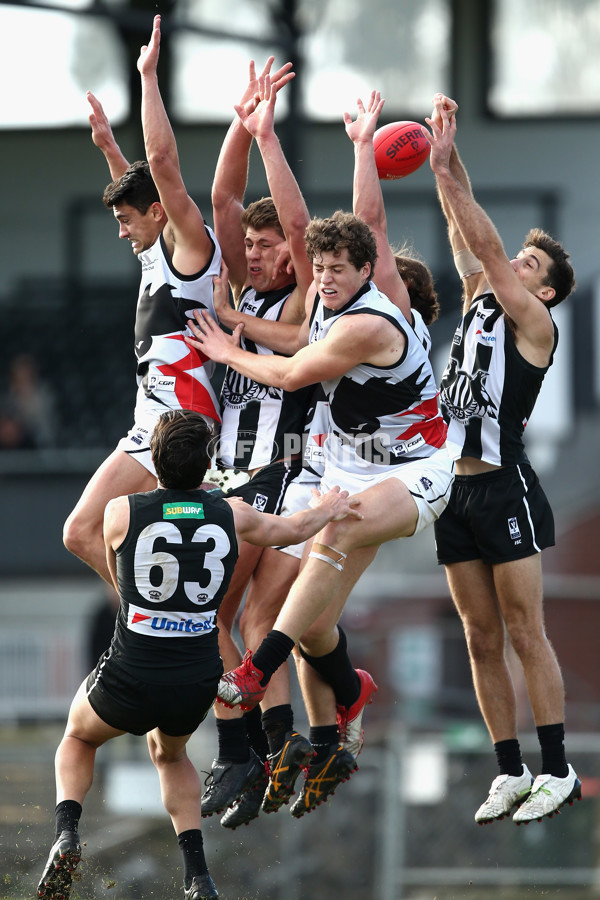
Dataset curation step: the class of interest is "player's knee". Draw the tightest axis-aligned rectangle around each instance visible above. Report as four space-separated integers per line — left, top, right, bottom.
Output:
239 601 280 643
505 620 544 660
464 622 504 663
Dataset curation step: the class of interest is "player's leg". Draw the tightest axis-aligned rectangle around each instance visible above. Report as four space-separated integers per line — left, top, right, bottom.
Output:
444 558 536 824
275 478 418 643
494 554 564 726
446 559 517 744
38 682 124 899
217 477 418 709
147 729 218 900
236 547 314 816
493 555 581 823
63 447 156 583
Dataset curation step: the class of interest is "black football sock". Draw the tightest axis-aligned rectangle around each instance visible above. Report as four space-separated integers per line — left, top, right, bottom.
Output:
177 829 208 888
244 706 269 762
299 626 361 708
55 800 82 839
537 723 569 777
261 704 294 757
308 725 339 764
493 739 523 777
252 630 295 685
216 717 249 763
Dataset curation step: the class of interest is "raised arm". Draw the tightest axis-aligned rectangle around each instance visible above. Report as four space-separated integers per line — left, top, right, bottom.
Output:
212 57 294 299
137 15 212 274
426 107 555 351
87 91 130 180
235 73 314 320
427 94 484 309
344 92 411 319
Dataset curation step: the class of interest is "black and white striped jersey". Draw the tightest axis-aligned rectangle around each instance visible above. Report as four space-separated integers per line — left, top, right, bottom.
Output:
218 285 312 470
439 293 558 466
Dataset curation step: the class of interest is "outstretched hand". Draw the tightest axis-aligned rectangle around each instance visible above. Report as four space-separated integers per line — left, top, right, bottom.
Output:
429 93 458 131
344 91 385 144
423 100 457 173
238 57 295 117
310 485 363 522
87 91 116 152
138 14 161 78
186 298 243 366
234 73 279 139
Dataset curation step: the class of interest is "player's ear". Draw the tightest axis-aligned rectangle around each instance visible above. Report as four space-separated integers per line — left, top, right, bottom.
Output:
537 284 556 304
150 201 166 222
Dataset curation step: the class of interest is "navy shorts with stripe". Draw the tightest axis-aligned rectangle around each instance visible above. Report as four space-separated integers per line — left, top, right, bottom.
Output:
434 463 555 566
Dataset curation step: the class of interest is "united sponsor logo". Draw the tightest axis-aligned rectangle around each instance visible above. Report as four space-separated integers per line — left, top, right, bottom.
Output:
163 502 205 520
127 603 216 637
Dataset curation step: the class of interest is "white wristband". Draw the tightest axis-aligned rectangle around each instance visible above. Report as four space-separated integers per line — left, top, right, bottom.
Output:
454 249 483 279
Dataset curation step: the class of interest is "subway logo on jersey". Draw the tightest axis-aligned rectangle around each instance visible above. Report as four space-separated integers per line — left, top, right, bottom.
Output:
163 503 205 520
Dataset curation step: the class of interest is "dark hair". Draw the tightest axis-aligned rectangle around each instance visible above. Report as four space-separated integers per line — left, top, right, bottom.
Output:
523 228 576 308
150 410 212 489
241 197 284 238
305 210 378 275
394 249 440 325
102 160 160 214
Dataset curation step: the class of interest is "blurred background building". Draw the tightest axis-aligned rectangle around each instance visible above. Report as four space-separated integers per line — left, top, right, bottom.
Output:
1 0 600 897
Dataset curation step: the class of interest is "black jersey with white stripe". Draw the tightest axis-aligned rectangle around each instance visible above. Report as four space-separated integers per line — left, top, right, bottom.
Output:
218 285 312 470
439 293 558 466
109 487 238 682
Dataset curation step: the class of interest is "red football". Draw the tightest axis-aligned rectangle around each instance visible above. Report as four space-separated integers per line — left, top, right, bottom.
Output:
373 120 431 180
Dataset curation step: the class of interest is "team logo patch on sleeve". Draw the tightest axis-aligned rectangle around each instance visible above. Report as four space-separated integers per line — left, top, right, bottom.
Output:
163 502 205 519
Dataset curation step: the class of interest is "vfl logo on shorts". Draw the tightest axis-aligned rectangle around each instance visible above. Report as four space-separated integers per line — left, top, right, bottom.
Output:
508 516 522 544
252 493 269 512
420 476 433 491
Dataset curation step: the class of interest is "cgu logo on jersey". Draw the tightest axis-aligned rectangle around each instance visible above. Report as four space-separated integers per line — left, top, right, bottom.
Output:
127 603 216 637
148 373 176 392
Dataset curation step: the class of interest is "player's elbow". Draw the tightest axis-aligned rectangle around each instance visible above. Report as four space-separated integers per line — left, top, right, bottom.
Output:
280 367 310 392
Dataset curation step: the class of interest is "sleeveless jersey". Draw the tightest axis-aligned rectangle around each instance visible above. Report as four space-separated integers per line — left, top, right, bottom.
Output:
411 307 432 355
309 281 447 474
439 292 558 466
109 487 238 683
296 383 329 483
134 227 222 423
218 285 312 470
